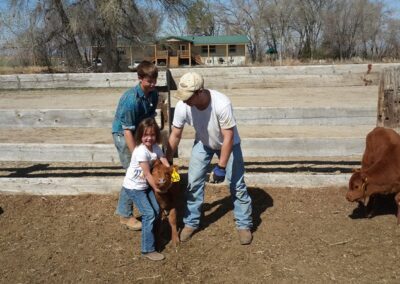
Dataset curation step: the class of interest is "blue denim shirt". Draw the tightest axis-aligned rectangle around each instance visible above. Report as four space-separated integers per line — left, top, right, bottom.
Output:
112 84 158 134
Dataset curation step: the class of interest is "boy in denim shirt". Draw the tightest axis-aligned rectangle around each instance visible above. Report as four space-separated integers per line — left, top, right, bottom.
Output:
112 61 159 230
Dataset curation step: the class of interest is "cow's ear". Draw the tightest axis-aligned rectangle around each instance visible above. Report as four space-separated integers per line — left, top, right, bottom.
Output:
360 170 368 180
173 165 179 171
352 168 361 173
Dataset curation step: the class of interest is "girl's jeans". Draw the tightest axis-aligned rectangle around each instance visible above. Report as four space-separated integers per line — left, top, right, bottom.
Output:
123 186 160 253
184 141 253 230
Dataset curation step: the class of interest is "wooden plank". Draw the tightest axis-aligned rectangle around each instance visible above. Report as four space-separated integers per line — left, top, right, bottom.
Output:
0 71 168 90
0 173 352 195
0 143 119 163
0 109 114 128
233 107 376 126
376 67 400 130
2 64 400 90
0 107 376 128
0 138 365 162
0 109 163 128
0 177 121 195
178 138 365 158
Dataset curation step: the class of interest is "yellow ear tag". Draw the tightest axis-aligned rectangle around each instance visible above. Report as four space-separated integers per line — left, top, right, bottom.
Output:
171 168 180 183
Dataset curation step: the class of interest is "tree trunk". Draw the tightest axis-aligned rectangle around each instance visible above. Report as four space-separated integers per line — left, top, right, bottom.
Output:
53 0 83 69
103 29 120 72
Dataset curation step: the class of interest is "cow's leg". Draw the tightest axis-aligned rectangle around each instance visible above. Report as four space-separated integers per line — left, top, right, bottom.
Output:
365 195 376 218
356 201 367 218
395 192 400 225
168 207 179 248
154 214 164 251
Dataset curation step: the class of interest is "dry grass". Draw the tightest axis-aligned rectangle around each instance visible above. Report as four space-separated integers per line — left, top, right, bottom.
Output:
0 57 398 75
0 66 52 75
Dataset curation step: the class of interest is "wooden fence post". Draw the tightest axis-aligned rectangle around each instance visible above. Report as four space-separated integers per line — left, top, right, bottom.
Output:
377 67 400 132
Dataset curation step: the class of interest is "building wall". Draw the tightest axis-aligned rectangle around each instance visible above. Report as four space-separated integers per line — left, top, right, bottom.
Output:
192 44 246 66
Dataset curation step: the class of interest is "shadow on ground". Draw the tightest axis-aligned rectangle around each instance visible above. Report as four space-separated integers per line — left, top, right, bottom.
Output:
0 160 360 178
157 175 273 249
348 193 397 220
201 187 273 232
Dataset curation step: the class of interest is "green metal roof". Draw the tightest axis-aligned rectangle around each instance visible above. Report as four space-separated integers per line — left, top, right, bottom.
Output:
162 35 249 45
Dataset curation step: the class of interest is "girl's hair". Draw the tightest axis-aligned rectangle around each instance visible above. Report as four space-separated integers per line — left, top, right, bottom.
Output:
135 117 162 145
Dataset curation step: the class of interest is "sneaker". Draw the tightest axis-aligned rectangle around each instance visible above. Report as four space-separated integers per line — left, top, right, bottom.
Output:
142 251 165 261
238 229 252 245
180 226 196 242
120 217 142 231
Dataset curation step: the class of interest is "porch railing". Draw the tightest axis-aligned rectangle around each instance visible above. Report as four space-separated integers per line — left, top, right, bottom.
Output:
178 50 190 57
155 50 169 57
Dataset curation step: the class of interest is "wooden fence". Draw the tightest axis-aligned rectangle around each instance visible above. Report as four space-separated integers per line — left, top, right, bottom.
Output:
377 67 400 132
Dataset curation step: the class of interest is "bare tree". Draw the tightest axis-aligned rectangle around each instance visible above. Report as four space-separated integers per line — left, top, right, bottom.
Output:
52 0 83 68
292 0 328 60
186 0 216 35
322 0 364 59
263 0 295 64
2 0 400 69
384 18 400 58
215 0 269 62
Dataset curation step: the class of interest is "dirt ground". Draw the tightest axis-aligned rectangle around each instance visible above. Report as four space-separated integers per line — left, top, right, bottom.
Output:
1 84 398 283
1 185 400 283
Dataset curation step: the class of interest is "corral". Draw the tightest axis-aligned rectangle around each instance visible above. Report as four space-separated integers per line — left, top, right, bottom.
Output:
1 64 400 282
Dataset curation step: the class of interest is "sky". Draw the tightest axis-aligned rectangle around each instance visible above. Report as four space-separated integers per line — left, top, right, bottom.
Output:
386 0 400 16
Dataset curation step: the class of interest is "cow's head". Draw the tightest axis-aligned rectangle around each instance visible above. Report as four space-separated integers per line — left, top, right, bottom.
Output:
151 159 177 192
346 169 367 202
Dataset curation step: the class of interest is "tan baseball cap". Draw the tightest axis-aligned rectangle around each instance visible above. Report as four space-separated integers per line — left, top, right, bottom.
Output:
175 72 204 101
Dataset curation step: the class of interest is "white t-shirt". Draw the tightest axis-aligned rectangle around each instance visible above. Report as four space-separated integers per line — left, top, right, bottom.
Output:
173 89 241 150
123 143 164 190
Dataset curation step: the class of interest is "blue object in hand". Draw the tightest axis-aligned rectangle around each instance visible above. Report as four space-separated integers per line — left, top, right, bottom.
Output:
212 165 226 183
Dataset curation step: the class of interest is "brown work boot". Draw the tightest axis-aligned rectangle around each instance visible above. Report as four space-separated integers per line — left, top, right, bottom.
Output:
120 217 142 231
180 226 196 242
142 251 165 261
237 229 252 245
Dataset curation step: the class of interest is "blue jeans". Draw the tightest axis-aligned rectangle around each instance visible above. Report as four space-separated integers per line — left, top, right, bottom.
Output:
122 187 160 253
113 132 131 169
184 141 253 230
113 132 135 218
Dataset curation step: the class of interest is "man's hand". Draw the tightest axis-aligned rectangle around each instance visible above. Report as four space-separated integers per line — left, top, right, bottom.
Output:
210 165 226 183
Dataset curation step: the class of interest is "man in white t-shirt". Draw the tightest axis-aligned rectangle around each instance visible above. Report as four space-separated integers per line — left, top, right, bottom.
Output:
167 72 253 245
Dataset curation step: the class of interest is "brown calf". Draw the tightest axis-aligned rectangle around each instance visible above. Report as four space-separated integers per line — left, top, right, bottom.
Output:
346 127 400 223
151 159 181 247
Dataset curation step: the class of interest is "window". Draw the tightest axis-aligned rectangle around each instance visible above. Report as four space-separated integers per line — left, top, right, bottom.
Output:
201 45 216 54
229 45 236 53
209 45 216 53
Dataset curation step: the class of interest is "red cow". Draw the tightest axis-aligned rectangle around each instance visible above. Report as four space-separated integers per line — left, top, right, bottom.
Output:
151 159 181 247
346 127 400 223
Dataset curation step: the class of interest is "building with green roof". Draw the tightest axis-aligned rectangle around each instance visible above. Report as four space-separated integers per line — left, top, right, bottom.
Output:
149 35 250 67
89 35 249 69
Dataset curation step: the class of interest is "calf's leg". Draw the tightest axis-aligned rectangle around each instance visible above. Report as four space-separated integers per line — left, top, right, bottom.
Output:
168 207 179 247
